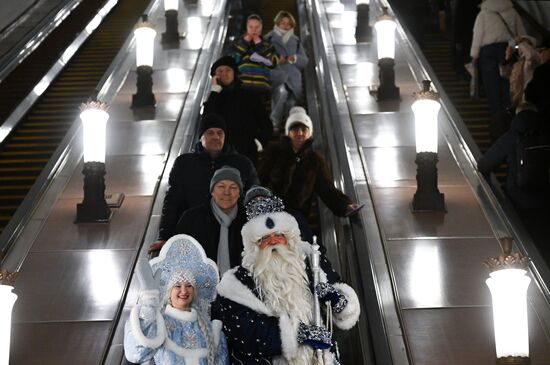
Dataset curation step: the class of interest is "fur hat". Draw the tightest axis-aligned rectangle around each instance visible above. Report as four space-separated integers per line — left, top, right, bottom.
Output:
210 166 243 193
285 106 313 136
199 113 227 137
210 55 239 76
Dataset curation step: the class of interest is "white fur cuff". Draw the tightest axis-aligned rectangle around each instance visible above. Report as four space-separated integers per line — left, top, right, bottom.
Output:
332 282 360 330
279 314 300 360
129 305 166 349
211 84 222 93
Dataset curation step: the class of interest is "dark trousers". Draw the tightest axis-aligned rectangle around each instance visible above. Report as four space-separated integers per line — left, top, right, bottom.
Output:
479 42 511 116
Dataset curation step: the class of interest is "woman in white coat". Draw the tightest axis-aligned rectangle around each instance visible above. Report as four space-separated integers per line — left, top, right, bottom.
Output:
124 235 228 365
265 11 309 130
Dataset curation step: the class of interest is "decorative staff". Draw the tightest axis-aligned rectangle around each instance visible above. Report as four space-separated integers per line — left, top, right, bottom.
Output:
310 236 325 365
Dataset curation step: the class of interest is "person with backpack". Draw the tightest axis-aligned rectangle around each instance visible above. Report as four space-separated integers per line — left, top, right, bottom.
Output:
478 102 550 257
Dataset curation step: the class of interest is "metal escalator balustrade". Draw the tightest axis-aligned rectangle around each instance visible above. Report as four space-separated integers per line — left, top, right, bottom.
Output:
0 0 152 236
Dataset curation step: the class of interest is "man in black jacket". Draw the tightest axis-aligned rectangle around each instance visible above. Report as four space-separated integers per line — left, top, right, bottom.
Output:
173 166 247 274
149 114 258 252
203 55 273 165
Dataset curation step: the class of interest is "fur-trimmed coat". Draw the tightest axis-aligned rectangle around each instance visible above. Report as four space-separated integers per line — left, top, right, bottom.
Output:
211 245 360 364
258 137 351 217
124 304 228 365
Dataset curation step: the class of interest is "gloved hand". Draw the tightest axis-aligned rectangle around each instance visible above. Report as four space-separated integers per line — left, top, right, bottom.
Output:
297 322 331 350
315 282 348 313
135 257 161 308
136 257 159 291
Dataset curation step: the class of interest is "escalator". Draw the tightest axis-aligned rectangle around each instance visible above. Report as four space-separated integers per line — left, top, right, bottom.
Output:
0 0 151 236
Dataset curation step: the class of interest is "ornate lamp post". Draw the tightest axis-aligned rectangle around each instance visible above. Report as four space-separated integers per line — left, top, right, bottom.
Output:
132 15 156 108
0 269 17 365
372 7 399 100
161 0 180 48
484 237 531 365
355 0 371 42
76 101 112 222
411 80 445 212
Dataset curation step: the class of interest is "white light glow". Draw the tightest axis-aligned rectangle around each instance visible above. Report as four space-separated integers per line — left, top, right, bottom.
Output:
33 78 50 97
87 251 124 305
342 11 357 27
164 0 178 11
339 27 357 45
187 16 203 33
371 148 401 185
200 0 216 16
81 108 109 163
166 68 188 93
86 14 103 34
0 285 17 365
486 269 531 358
61 44 78 64
412 98 440 153
186 17 204 49
354 62 376 86
166 98 183 115
410 245 442 306
134 26 156 67
374 19 396 59
356 0 369 4
326 2 344 14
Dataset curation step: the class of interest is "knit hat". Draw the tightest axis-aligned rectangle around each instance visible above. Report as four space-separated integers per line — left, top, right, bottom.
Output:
199 113 227 137
285 106 313 136
210 55 239 76
210 166 243 194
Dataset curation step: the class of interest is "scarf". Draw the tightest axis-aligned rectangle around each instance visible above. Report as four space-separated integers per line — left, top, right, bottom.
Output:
210 198 238 274
273 25 294 45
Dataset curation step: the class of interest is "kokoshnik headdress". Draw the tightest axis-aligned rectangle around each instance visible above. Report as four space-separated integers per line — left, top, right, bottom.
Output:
149 234 219 314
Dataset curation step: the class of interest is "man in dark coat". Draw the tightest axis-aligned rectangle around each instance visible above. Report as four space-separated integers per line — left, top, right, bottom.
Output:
149 114 258 252
212 193 360 364
203 55 273 165
174 166 247 273
258 106 361 218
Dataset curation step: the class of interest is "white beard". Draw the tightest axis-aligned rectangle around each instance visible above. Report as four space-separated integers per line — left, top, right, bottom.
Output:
245 243 316 365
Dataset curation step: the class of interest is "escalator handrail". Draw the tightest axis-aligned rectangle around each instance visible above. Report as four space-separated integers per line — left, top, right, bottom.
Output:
0 0 135 266
0 0 84 84
304 0 408 364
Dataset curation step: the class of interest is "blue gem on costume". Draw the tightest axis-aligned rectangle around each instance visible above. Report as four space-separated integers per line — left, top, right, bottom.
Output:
265 217 275 229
